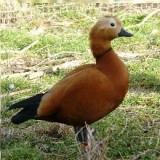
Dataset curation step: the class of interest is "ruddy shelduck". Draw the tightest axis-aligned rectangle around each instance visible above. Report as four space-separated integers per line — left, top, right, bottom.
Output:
9 16 133 146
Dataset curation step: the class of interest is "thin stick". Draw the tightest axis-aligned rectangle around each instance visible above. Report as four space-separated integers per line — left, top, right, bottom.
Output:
1 60 86 80
127 10 160 29
0 40 39 54
0 89 32 98
19 40 39 53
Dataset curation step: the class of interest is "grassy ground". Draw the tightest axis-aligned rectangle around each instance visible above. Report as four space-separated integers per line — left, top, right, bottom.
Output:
1 4 160 160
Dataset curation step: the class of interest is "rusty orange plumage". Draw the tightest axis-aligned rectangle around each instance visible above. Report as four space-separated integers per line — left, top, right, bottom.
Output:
9 16 133 145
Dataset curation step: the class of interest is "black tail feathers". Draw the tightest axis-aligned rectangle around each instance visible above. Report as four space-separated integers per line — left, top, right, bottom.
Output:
9 93 44 124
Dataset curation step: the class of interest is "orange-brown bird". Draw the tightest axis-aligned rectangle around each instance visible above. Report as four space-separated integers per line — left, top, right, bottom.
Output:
9 16 133 146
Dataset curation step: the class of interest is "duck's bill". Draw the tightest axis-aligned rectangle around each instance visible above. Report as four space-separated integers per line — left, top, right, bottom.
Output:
118 28 133 37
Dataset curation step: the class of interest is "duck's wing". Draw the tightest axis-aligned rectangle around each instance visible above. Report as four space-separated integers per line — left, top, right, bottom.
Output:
37 67 114 125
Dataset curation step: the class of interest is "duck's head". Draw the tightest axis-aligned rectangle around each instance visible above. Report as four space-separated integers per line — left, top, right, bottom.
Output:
90 16 133 42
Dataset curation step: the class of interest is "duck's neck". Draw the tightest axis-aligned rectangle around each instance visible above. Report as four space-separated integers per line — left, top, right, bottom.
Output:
90 40 111 57
92 44 129 95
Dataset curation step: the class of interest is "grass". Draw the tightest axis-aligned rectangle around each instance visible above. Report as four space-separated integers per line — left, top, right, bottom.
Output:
1 3 160 160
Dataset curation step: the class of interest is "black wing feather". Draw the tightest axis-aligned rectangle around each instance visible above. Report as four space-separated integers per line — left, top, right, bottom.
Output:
8 93 44 124
8 93 44 110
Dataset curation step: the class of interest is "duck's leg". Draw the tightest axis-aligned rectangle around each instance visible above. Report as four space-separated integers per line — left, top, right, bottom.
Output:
74 126 88 147
74 125 96 160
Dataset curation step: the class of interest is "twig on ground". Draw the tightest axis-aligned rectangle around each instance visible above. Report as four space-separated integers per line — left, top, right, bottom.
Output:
0 89 32 98
78 12 96 22
1 60 86 80
118 118 128 136
0 40 39 54
19 40 39 53
132 149 150 160
127 10 160 29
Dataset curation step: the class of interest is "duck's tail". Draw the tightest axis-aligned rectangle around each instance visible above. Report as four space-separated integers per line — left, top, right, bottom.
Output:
8 93 44 124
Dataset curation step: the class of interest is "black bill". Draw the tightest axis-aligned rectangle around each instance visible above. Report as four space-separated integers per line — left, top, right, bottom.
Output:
118 28 133 37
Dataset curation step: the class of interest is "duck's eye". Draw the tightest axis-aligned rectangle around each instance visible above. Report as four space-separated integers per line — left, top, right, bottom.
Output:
110 23 115 27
